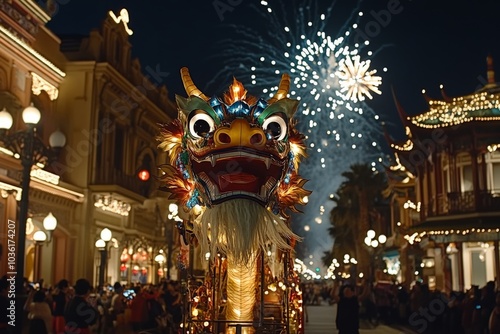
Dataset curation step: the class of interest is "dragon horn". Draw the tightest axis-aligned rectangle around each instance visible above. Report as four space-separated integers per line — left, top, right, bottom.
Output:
267 73 290 104
180 67 209 101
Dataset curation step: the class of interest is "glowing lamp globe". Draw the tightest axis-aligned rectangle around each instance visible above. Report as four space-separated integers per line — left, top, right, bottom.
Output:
155 253 166 263
95 239 106 248
364 237 372 246
22 104 41 125
168 203 178 214
367 229 376 239
33 230 47 243
0 108 13 130
378 234 387 244
100 228 112 242
43 212 58 231
49 129 66 148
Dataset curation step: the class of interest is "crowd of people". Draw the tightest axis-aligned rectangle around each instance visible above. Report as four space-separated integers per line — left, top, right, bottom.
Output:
5 275 500 334
302 279 500 334
0 275 185 334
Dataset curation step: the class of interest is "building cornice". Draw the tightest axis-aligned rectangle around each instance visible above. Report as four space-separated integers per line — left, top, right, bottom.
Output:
18 0 51 24
0 24 65 80
94 62 172 122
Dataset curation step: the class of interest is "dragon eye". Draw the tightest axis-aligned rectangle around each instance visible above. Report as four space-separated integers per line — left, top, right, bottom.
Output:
263 115 287 141
189 112 215 139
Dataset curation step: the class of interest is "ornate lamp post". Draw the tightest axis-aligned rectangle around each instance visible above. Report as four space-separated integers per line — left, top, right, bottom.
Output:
155 252 166 283
95 228 113 288
32 230 46 283
0 105 65 333
166 203 178 279
31 212 58 282
364 229 387 282
42 212 58 242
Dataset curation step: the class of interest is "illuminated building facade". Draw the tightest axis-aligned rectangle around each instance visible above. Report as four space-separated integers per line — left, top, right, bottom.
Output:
56 8 179 285
387 56 500 292
0 0 79 283
0 2 180 286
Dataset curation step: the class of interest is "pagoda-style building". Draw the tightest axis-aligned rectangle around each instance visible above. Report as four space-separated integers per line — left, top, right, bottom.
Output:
386 55 500 293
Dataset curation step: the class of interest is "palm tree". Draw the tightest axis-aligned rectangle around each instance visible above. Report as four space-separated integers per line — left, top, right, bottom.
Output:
324 192 358 261
323 163 386 280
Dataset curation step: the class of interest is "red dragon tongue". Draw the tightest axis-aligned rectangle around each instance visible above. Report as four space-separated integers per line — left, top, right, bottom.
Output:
219 172 259 192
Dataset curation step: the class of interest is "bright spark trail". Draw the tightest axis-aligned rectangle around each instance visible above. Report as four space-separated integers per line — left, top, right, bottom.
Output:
208 0 388 264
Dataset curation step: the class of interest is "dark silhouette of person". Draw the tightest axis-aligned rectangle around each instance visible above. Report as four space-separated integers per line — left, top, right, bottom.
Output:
64 279 97 334
336 284 360 334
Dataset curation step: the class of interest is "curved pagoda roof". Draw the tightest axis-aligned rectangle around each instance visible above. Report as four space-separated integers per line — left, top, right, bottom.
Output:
409 87 500 129
409 55 500 129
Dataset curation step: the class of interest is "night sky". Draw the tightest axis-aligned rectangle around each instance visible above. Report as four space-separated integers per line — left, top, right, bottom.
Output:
47 0 500 129
47 0 500 263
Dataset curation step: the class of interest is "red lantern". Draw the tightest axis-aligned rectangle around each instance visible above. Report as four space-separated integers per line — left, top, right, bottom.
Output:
132 265 139 275
138 169 150 181
157 268 163 276
120 252 130 263
120 264 127 272
141 267 147 275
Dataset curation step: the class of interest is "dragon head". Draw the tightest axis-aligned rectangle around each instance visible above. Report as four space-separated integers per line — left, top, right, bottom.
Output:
158 68 310 217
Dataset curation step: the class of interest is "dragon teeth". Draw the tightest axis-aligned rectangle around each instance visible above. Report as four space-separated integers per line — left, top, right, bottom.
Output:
264 158 271 170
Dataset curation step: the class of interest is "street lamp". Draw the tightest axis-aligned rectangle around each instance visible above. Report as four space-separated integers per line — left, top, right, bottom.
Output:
0 104 65 333
95 228 113 287
167 203 180 279
31 212 58 282
155 252 166 282
42 212 58 243
32 230 46 282
364 230 386 282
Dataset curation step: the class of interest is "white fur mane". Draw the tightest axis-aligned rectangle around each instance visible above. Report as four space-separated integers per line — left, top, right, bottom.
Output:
193 199 299 265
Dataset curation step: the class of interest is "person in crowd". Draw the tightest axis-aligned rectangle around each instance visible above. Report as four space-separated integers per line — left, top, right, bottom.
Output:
26 289 53 334
64 278 98 334
129 285 152 331
52 279 69 334
109 282 127 331
397 284 410 324
163 281 183 331
489 291 500 334
479 281 496 334
335 284 359 334
462 285 480 334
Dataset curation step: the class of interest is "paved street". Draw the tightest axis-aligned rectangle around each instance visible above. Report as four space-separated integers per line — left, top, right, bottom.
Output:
304 304 418 334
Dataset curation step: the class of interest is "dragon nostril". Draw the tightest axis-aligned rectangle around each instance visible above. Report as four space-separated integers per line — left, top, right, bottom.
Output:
250 133 263 145
218 132 231 144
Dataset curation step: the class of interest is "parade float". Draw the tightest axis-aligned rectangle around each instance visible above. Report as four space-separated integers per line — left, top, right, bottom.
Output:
157 68 310 334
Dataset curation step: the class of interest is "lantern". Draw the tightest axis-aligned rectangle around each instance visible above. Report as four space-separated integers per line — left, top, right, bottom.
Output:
132 265 140 275
120 252 130 263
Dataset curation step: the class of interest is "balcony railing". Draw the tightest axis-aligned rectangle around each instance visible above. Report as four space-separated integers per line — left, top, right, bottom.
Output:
418 191 500 221
94 168 151 196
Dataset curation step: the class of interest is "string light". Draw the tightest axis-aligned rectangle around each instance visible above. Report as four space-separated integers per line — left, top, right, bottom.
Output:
410 91 500 128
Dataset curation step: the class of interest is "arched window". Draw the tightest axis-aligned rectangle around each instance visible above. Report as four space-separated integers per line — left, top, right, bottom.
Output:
456 152 472 193
486 151 500 195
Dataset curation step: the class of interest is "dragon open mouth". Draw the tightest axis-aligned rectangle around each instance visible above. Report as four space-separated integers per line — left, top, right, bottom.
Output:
190 149 286 205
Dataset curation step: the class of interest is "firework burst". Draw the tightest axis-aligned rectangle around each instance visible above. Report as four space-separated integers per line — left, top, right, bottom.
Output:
336 54 382 103
208 0 387 255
